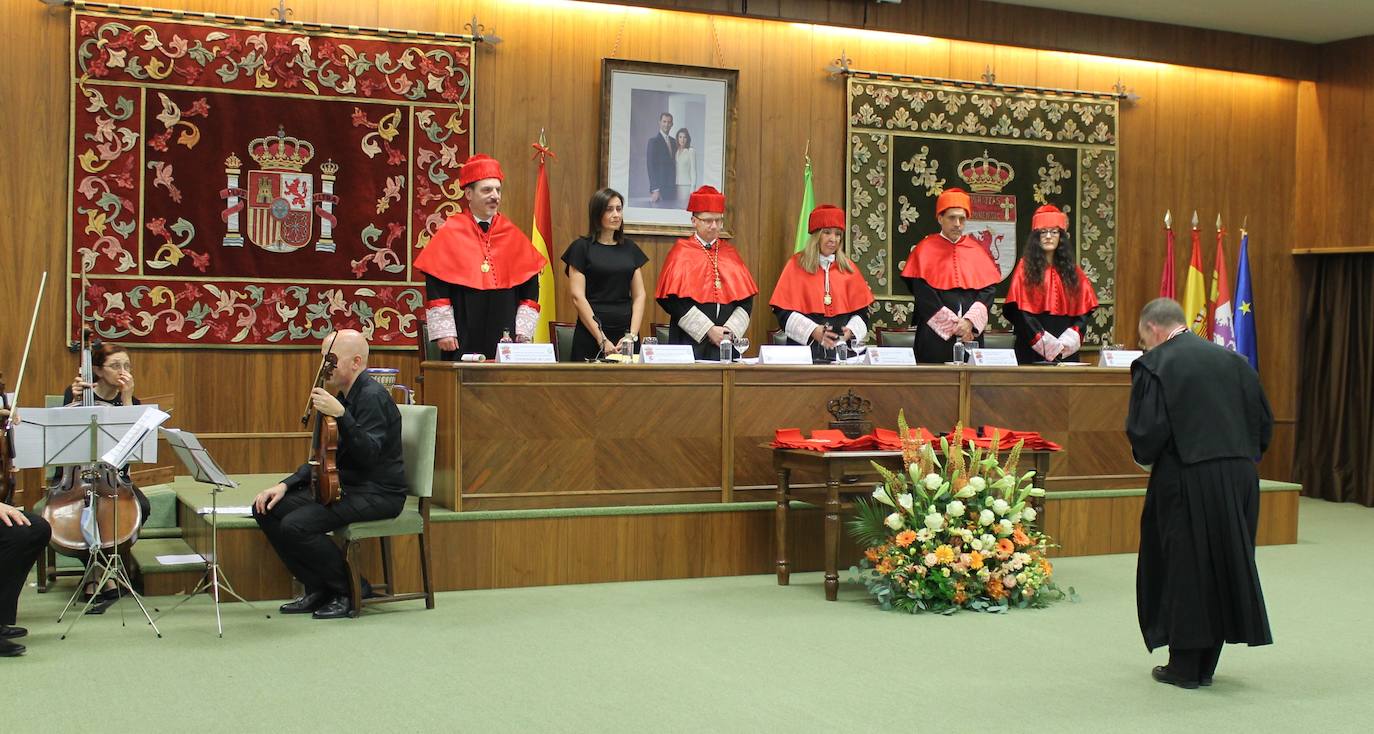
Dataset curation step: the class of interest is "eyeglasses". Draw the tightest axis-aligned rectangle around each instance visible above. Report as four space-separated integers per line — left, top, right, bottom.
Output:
102 361 132 371
693 216 724 225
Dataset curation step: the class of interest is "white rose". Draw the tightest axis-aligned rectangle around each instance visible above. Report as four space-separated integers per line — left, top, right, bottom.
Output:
992 499 1010 516
1010 511 1023 524
884 512 904 530
923 513 945 532
1016 572 1028 585
946 500 966 518
981 534 998 548
998 519 1014 536
897 493 914 512
979 509 996 526
1023 507 1037 522
968 476 987 492
923 473 943 492
970 538 985 552
953 483 978 499
872 486 896 506
961 529 974 541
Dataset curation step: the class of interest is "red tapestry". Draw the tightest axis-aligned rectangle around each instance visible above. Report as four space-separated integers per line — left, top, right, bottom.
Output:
68 10 474 347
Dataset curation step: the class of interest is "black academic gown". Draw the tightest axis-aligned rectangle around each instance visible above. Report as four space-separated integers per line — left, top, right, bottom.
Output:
658 297 754 361
1127 330 1274 652
902 278 995 363
425 273 538 360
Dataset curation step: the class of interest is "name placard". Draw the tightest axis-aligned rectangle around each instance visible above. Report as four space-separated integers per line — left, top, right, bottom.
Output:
495 343 556 363
759 345 813 365
1099 349 1143 368
967 348 1019 366
641 344 696 364
867 346 916 365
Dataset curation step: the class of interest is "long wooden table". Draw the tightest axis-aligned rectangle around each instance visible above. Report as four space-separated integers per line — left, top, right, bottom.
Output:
420 362 1146 511
771 447 1052 601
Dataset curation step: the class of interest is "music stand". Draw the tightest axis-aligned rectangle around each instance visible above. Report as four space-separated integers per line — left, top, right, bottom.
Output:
13 404 166 639
153 428 268 636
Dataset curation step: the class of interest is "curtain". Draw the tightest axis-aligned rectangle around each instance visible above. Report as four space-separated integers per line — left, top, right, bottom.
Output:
1294 254 1374 505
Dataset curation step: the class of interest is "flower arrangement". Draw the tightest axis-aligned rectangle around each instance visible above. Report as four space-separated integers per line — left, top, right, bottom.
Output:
848 413 1066 613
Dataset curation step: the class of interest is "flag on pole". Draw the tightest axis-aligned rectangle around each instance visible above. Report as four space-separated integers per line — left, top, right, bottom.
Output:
792 157 815 254
1182 212 1208 338
1159 210 1176 298
1234 229 1259 372
530 135 556 343
1208 222 1235 350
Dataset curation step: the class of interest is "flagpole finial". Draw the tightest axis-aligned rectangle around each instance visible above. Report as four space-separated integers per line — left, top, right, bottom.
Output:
1191 210 1199 229
1216 213 1222 229
539 128 546 147
1242 215 1248 233
1164 209 1172 228
803 139 811 166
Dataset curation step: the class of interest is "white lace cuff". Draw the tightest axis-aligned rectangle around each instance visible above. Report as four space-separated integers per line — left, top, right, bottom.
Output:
426 304 457 340
724 307 750 340
784 311 820 345
845 315 868 344
515 302 540 341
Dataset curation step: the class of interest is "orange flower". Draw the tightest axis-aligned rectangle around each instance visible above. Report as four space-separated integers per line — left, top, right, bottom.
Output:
933 544 956 565
1012 524 1031 548
953 582 967 605
985 576 1006 600
996 538 1015 557
864 547 880 563
895 530 918 548
876 558 894 574
968 551 984 570
1040 557 1054 576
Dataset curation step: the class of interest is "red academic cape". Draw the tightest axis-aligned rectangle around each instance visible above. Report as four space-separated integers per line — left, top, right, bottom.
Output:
655 237 758 304
1003 261 1099 316
899 233 1001 290
768 253 875 317
414 212 546 290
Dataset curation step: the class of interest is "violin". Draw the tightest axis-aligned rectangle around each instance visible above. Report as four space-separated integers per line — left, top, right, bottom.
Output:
43 327 143 555
302 337 341 506
0 372 16 505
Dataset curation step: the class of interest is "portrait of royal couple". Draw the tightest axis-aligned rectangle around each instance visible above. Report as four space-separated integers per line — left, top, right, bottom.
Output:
646 111 696 207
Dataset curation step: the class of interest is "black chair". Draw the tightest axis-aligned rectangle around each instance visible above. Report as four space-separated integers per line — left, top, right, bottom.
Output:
875 327 917 348
548 321 577 362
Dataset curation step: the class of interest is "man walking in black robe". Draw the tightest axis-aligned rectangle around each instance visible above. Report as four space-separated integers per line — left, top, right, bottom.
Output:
1127 297 1274 689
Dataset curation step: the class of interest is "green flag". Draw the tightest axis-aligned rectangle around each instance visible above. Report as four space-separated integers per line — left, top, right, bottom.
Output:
792 159 814 253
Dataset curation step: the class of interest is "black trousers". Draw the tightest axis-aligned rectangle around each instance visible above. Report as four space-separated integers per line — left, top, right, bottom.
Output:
0 512 52 625
1168 643 1225 680
253 489 404 597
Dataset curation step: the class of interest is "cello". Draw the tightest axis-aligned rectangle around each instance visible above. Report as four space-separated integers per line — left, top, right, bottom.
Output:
302 335 341 506
42 327 143 555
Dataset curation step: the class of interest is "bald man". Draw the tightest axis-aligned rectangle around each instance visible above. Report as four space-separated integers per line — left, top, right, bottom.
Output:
253 330 406 619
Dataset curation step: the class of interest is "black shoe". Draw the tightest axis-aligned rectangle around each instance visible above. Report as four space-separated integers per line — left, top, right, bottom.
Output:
361 578 380 599
1199 676 1214 687
311 595 352 620
279 591 329 614
0 626 26 639
1152 665 1200 690
85 596 117 615
0 638 25 657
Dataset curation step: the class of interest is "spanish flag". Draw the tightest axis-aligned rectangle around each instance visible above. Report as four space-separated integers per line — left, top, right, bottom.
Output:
530 140 556 342
1182 217 1208 338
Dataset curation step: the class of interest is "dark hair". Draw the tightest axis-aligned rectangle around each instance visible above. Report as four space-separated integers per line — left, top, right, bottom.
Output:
1019 227 1078 290
675 127 692 149
92 342 129 369
1140 298 1186 329
587 188 624 243
659 112 673 121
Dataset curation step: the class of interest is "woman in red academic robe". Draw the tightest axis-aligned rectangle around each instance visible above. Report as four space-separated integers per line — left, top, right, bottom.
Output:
1001 205 1099 364
770 205 875 362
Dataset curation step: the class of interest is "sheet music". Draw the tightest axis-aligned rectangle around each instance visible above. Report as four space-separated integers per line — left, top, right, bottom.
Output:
100 407 170 467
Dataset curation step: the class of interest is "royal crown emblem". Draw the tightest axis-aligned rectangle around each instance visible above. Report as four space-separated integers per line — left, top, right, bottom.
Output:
952 150 1018 280
219 127 340 254
827 388 874 438
957 150 1015 193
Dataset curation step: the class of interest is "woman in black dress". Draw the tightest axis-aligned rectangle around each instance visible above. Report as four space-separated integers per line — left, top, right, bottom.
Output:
1002 205 1099 364
561 188 649 361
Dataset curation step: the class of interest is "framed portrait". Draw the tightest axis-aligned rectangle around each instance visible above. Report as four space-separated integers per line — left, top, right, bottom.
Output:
600 59 737 236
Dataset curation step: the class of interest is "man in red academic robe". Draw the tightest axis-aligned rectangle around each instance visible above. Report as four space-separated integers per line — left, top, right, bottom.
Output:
769 204 875 362
414 154 547 360
899 188 1002 363
655 185 758 360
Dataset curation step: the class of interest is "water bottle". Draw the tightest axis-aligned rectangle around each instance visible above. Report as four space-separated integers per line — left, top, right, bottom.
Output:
834 340 850 364
951 340 966 364
719 332 733 364
499 330 514 344
619 336 634 360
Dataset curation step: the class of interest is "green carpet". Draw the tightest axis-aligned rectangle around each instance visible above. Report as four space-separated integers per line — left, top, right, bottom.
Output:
5 497 1372 733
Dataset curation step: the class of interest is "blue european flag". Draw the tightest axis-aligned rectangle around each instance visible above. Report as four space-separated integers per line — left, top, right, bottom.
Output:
1233 232 1259 372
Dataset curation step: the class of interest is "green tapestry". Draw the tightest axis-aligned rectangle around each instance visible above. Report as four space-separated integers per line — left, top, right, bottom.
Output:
845 78 1119 347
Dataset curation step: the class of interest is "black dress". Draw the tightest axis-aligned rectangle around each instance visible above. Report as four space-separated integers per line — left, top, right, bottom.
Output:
1127 331 1274 652
560 236 648 362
